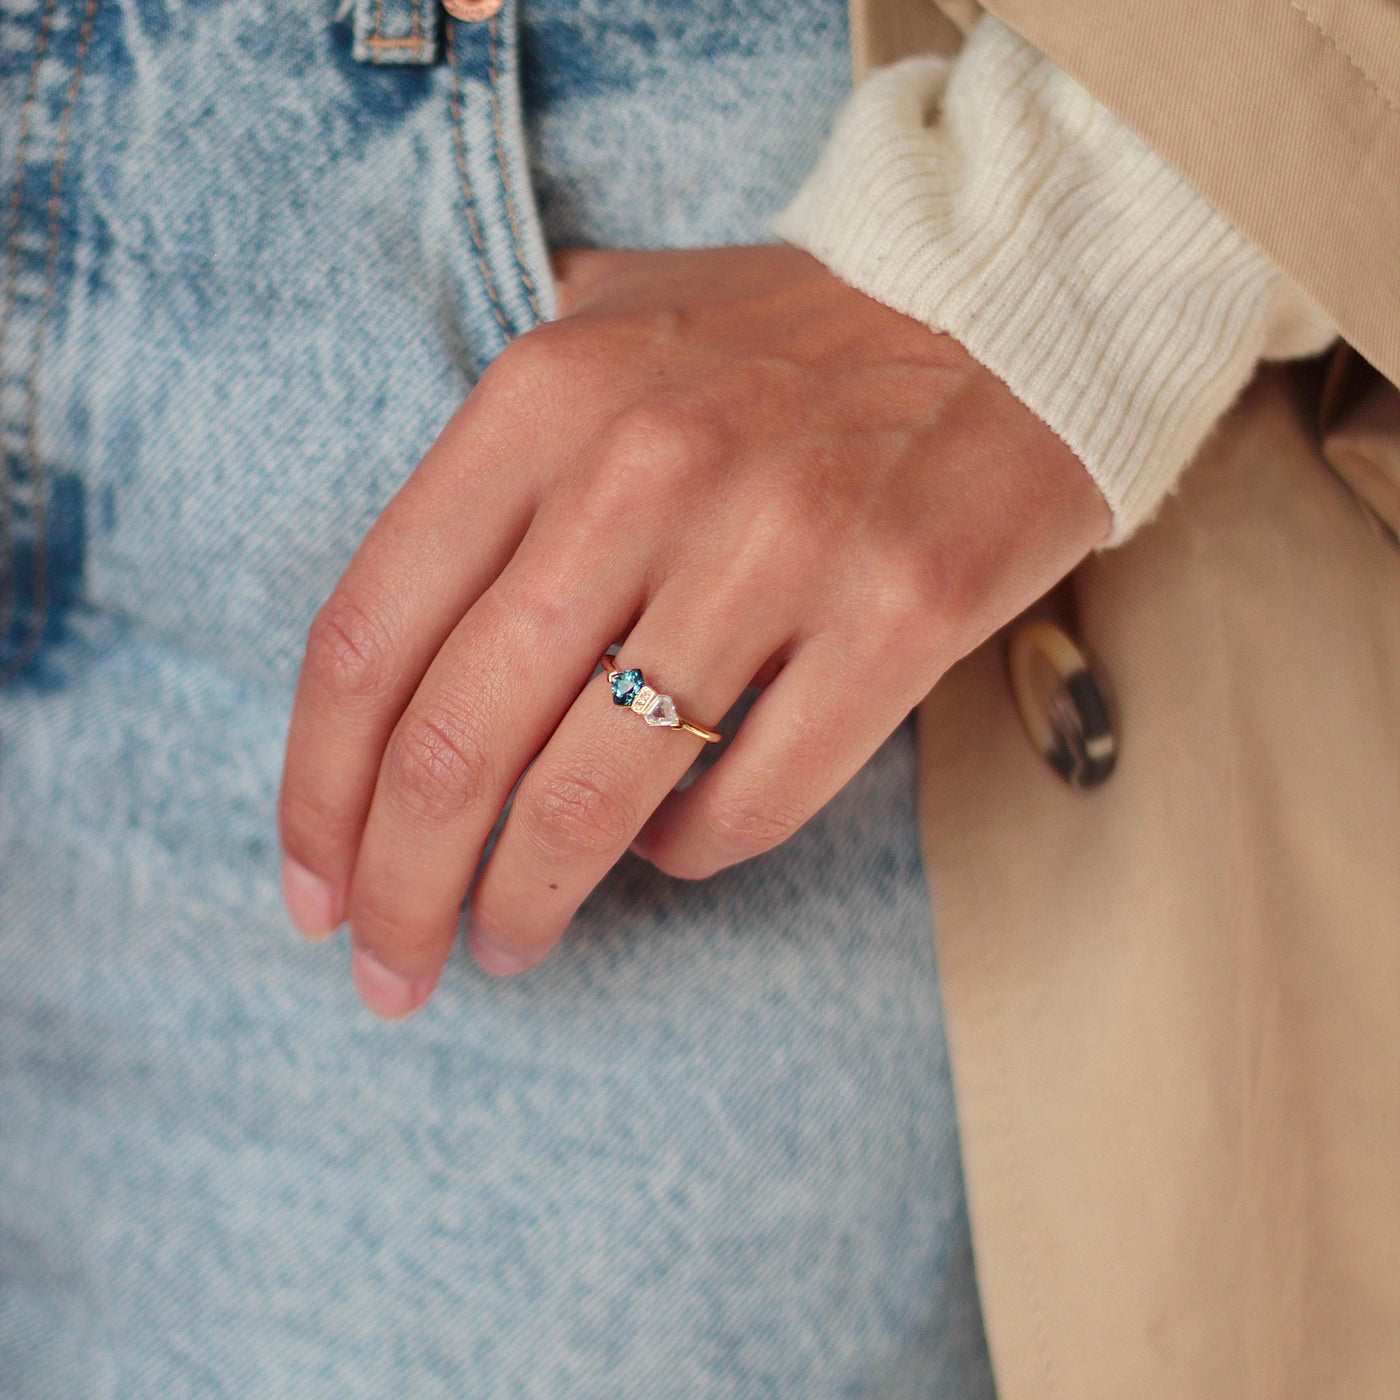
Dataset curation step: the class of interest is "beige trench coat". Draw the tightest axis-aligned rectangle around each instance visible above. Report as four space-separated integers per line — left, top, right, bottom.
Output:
850 2 1400 1397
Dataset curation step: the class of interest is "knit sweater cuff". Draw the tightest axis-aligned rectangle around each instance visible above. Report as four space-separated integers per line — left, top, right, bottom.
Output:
773 16 1337 544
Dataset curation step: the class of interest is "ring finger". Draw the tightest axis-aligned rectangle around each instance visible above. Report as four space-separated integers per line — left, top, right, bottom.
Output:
466 583 797 974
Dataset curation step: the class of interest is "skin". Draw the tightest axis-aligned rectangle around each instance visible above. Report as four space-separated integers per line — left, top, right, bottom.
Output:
278 245 1111 1019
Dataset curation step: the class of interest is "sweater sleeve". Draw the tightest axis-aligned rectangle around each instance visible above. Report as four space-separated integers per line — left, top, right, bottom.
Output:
772 14 1338 545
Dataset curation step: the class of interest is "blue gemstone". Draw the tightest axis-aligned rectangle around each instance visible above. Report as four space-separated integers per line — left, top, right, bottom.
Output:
611 667 644 706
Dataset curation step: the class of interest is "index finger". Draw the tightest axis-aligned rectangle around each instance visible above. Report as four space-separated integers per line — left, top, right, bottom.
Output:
277 367 554 938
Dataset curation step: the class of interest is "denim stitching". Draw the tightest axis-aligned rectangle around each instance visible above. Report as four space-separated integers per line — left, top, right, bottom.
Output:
487 13 544 323
364 0 426 60
4 0 102 681
447 18 512 337
0 0 59 668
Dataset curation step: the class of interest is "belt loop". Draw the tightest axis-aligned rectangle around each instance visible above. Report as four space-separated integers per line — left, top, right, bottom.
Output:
445 0 555 355
351 0 439 66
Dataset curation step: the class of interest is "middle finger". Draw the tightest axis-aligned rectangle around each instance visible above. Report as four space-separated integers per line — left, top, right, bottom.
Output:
343 518 644 1017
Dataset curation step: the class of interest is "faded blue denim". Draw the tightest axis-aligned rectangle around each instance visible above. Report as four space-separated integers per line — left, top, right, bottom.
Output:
0 0 996 1395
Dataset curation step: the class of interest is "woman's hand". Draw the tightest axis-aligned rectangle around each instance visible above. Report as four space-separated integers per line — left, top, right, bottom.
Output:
278 245 1110 1018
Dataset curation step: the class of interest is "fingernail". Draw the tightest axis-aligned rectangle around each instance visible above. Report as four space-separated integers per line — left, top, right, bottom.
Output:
351 946 435 1020
467 924 539 978
282 857 340 939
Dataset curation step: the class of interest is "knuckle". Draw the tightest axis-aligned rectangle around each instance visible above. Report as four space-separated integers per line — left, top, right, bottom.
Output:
484 565 582 648
580 403 717 520
860 565 943 656
346 890 443 971
468 903 558 967
491 322 588 409
869 579 926 639
487 322 573 389
385 706 493 821
278 785 358 867
304 593 401 705
468 326 579 431
727 490 816 586
705 787 808 863
611 400 698 459
897 529 982 620
643 840 715 882
518 764 637 861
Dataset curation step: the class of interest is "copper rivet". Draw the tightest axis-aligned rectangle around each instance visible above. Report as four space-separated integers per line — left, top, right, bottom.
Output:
442 0 503 19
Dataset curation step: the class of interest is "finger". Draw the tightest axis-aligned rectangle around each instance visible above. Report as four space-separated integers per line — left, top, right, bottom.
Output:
551 248 628 318
465 586 794 975
278 344 597 938
342 520 646 1017
631 630 939 881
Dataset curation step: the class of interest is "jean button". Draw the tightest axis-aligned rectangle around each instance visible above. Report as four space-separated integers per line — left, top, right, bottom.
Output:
442 0 502 18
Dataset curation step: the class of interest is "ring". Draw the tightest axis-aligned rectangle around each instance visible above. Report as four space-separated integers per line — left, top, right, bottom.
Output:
598 655 723 743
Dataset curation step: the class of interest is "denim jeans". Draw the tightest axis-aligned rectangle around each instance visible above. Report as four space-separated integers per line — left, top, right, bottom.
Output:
0 1 995 1394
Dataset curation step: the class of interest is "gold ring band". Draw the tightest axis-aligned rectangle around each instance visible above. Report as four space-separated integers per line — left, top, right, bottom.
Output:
598 655 722 743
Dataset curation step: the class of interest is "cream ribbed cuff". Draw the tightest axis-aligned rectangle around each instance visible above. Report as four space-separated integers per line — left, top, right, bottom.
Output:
774 16 1337 544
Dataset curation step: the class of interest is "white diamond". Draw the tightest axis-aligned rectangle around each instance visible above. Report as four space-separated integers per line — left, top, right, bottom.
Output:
641 692 680 727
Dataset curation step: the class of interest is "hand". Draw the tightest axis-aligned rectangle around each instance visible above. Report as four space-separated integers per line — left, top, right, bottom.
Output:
278 245 1110 1018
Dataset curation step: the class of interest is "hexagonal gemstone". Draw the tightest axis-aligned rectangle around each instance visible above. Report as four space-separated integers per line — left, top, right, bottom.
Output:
610 667 644 706
640 692 679 728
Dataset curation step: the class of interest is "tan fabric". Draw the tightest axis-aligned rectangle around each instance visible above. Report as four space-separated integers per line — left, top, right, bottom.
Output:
841 2 1400 1396
778 20 1338 542
917 367 1400 1399
852 0 1400 384
1323 358 1400 540
853 0 963 71
983 0 1400 391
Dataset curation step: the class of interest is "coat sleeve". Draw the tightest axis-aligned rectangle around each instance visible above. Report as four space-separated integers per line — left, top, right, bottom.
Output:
981 0 1400 392
775 16 1336 543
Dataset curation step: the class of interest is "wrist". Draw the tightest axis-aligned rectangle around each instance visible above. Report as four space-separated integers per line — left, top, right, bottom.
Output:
776 16 1336 545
